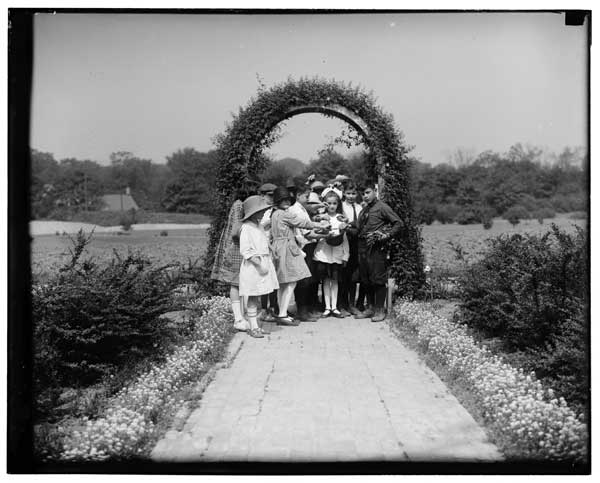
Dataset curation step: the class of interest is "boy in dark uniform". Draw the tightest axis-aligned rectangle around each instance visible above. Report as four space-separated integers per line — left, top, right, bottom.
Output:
355 181 403 322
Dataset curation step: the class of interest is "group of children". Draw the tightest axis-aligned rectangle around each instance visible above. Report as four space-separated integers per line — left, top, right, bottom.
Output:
210 174 403 339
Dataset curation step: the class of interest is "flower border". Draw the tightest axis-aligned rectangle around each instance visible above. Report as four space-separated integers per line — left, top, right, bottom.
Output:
60 296 233 461
390 300 588 462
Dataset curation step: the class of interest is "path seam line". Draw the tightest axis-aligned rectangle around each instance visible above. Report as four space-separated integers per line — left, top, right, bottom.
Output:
363 358 411 461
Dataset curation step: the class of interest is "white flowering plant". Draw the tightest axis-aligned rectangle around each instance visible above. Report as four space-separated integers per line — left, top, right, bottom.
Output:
59 296 234 461
391 300 588 462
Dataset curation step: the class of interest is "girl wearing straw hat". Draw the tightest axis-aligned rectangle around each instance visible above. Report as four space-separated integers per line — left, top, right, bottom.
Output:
239 195 280 338
210 182 258 331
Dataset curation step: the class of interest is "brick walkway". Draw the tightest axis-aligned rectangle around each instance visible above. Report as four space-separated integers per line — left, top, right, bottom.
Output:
151 315 502 462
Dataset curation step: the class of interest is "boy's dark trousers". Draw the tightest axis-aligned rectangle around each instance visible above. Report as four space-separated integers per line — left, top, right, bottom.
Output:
339 236 359 310
358 241 388 312
295 242 318 314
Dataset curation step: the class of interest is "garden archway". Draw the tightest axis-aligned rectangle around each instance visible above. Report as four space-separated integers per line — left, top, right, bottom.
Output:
207 77 425 296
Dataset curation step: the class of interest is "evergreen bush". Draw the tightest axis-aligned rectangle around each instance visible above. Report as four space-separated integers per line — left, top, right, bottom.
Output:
457 225 588 410
32 231 179 389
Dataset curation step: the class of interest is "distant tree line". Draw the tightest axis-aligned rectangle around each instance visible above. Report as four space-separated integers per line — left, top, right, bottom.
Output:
30 148 217 218
30 143 587 223
410 144 587 225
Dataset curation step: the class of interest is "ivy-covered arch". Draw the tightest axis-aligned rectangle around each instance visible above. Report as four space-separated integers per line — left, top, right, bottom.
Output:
208 77 425 296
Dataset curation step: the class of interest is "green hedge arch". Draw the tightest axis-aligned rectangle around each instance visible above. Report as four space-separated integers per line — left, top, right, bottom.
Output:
207 77 425 296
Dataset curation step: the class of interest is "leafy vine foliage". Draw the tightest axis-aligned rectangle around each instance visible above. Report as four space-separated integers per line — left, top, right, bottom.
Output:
208 77 425 296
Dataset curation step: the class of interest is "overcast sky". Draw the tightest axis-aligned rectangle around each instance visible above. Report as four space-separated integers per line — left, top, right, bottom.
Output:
31 12 588 165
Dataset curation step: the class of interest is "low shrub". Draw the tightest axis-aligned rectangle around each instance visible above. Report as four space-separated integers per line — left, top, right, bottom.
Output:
435 203 460 224
32 230 179 391
503 204 530 226
456 224 588 410
456 209 480 225
159 230 168 237
455 205 495 226
416 203 437 225
517 194 555 214
532 207 556 223
550 194 585 213
119 208 137 231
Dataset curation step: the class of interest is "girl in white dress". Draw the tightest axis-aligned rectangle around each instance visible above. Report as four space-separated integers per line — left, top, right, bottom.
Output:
313 191 350 318
239 195 280 338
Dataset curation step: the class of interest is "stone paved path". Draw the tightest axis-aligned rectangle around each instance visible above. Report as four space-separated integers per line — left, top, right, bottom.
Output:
152 315 502 462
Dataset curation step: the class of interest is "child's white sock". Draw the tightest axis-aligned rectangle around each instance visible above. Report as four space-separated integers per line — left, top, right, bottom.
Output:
323 280 332 310
331 280 338 310
232 300 243 322
277 289 283 315
247 305 259 330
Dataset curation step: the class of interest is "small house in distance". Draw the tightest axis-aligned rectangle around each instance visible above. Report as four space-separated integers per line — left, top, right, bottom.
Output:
100 187 139 211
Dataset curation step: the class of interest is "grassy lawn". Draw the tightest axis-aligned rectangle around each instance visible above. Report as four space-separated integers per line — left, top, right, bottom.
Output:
31 228 210 279
420 213 585 273
31 212 585 280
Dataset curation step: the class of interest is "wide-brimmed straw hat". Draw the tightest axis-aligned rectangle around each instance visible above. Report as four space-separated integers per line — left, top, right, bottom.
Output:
242 195 271 221
272 186 292 205
311 180 326 190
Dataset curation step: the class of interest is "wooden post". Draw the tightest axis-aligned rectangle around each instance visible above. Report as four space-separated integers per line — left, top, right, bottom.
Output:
386 278 393 315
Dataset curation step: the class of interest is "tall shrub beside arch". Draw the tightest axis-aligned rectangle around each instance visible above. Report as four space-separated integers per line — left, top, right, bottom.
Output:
207 77 425 296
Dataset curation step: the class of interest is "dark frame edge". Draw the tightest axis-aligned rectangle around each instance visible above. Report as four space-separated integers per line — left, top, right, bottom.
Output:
7 8 34 474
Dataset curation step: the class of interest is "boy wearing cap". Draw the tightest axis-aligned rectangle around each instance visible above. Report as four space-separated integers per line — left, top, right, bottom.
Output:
258 182 276 202
310 180 326 197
